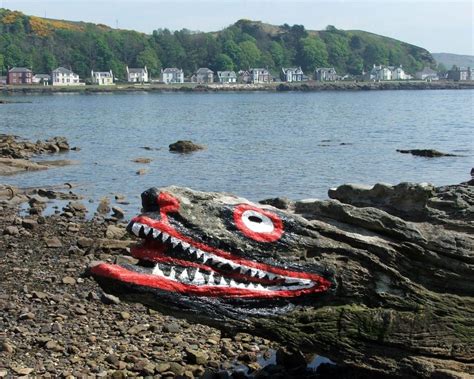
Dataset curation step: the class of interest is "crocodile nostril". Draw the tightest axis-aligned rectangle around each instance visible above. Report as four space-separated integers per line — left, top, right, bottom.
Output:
141 188 160 212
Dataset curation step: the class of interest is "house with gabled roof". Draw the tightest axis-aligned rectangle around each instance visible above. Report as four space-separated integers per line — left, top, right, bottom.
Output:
32 74 51 85
217 71 237 84
281 67 304 82
160 68 184 84
52 67 81 86
191 68 214 83
91 70 114 85
7 67 33 85
126 66 148 83
250 68 271 84
315 67 337 81
415 67 439 81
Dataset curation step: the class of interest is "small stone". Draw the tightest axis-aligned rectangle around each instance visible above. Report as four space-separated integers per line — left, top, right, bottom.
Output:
0 369 8 378
185 349 209 365
127 324 148 335
11 367 34 375
120 311 130 320
1 341 14 353
101 293 121 305
111 206 125 219
21 219 38 230
105 225 126 239
132 157 152 164
163 322 180 333
156 363 171 373
68 201 87 213
105 354 120 366
62 276 76 285
32 291 48 299
19 312 35 320
3 226 19 236
44 237 62 248
168 362 185 376
97 197 111 214
136 168 148 175
86 291 100 301
77 237 93 248
45 340 63 352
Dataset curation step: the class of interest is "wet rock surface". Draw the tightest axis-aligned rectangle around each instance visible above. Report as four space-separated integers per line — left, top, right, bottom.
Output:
1 180 473 378
169 140 206 153
91 181 473 378
0 135 76 175
396 148 457 157
0 189 334 379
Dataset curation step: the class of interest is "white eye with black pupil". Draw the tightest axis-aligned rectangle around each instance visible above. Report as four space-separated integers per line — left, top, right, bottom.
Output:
241 210 274 233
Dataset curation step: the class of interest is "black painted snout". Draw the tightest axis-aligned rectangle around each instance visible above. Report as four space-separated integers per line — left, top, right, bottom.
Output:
141 187 160 212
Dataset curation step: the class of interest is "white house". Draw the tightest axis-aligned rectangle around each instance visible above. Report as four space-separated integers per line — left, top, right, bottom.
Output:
250 68 271 84
282 67 304 82
390 66 409 80
217 71 237 84
415 67 439 81
91 70 114 85
192 68 214 83
369 65 392 81
314 68 337 81
160 68 184 84
52 67 82 86
32 74 51 85
126 66 148 83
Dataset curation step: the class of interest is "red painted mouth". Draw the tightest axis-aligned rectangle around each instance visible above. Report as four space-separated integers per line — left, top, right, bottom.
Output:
91 193 332 299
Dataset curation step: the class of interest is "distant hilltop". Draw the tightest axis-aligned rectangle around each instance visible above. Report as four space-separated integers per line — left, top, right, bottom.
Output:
432 53 474 70
0 8 436 80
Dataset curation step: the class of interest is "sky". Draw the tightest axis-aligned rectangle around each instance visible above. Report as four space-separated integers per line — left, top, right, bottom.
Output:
1 0 473 55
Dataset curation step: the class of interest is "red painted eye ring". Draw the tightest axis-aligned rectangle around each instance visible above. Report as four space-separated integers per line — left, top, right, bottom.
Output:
233 204 283 243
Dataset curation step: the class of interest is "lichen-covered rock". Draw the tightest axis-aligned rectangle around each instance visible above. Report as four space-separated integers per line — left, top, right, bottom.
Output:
91 181 474 378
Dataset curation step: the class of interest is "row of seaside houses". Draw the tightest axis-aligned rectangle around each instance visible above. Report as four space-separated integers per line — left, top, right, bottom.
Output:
3 65 473 85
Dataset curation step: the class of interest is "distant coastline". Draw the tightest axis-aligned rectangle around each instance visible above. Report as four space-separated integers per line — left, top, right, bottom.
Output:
1 80 473 94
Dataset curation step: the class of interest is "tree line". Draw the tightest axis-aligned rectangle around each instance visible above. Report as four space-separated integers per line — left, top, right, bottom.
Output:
0 9 435 79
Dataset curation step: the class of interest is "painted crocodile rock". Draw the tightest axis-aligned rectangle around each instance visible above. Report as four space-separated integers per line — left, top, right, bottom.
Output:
91 181 474 378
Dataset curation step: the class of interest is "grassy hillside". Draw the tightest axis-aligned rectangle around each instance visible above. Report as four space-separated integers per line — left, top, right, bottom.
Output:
432 53 474 69
0 9 435 79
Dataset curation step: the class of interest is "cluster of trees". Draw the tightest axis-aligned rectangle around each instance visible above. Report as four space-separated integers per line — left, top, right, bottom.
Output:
0 9 435 79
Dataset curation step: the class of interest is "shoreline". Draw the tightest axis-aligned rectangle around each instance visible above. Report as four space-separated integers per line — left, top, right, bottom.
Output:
1 80 474 94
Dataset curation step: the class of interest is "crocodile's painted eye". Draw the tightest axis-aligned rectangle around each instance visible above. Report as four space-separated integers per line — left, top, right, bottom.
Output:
233 204 283 242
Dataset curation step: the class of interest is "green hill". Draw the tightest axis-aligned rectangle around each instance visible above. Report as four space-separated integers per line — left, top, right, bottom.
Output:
0 9 435 79
432 53 474 69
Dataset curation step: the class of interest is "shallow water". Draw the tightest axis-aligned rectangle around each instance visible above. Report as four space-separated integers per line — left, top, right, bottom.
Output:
2 90 473 216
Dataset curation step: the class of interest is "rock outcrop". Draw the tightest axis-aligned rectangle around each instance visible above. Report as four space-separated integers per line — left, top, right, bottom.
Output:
169 140 206 153
91 181 474 378
0 135 76 175
396 149 457 157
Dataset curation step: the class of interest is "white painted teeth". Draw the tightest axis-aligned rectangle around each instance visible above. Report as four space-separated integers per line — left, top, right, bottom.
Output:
161 232 169 243
133 222 315 291
170 237 179 247
152 265 164 276
193 270 205 285
132 223 142 236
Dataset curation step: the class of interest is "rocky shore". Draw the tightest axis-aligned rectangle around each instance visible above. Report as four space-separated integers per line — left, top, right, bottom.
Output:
0 184 358 379
1 80 473 95
0 135 77 176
